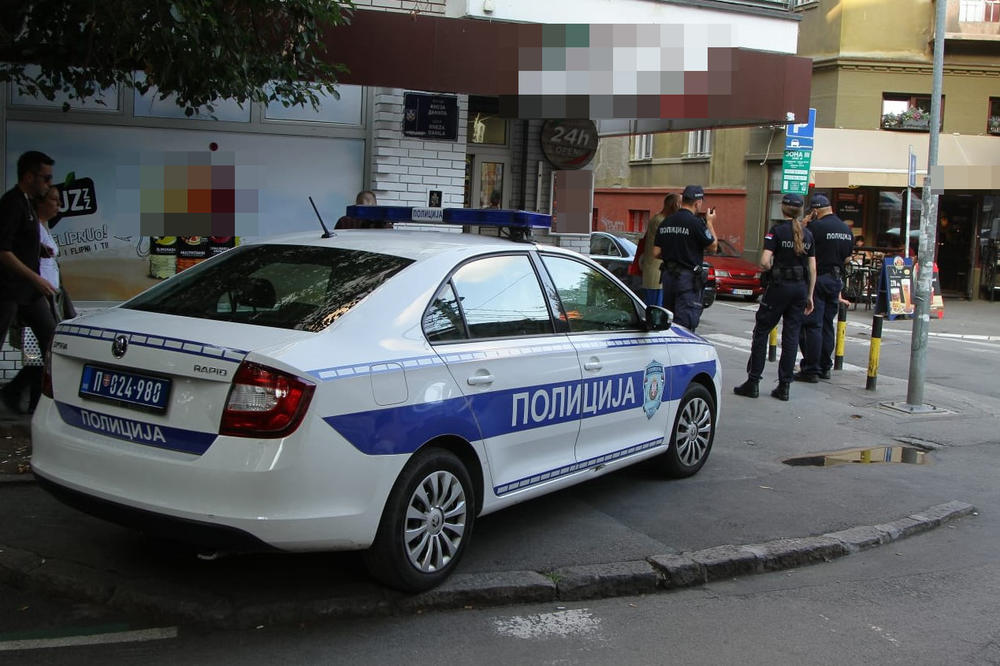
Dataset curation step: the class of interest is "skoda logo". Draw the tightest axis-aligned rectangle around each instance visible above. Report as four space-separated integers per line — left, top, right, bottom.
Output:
111 335 129 359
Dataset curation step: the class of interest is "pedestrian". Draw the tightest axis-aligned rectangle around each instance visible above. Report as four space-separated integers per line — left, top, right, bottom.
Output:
733 193 816 401
337 190 392 229
636 192 679 307
795 194 853 383
0 151 58 414
4 185 74 412
652 185 718 331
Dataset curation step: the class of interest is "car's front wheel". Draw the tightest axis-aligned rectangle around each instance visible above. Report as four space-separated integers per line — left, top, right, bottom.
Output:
364 447 475 592
663 383 716 478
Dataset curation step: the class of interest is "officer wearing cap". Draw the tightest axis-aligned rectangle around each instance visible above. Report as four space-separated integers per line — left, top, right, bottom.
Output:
734 193 816 401
652 185 717 331
795 194 854 383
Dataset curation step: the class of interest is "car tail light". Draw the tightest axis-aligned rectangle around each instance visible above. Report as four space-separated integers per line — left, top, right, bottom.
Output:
220 362 315 438
706 266 716 280
42 343 53 399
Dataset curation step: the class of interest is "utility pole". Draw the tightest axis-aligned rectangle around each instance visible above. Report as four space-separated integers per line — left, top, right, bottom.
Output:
904 0 946 411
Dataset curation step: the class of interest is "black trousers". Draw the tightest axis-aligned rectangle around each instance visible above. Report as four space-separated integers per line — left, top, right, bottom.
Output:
746 280 808 384
1 296 56 407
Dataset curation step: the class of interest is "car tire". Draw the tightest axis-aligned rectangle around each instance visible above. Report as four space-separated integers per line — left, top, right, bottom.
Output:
363 447 475 592
663 383 716 478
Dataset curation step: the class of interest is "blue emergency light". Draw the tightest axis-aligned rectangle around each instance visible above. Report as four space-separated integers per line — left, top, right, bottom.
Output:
344 205 551 240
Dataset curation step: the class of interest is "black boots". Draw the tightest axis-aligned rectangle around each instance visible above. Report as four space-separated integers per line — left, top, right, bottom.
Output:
733 379 759 398
771 382 790 401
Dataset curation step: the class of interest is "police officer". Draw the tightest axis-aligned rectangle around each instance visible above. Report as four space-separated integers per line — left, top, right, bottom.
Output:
653 185 717 331
733 193 816 401
795 194 854 382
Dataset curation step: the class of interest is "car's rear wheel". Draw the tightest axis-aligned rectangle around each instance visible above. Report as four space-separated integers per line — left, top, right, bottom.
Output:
663 383 716 478
364 447 475 592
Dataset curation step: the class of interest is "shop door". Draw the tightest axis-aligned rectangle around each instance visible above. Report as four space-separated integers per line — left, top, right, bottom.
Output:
468 154 511 209
937 195 977 296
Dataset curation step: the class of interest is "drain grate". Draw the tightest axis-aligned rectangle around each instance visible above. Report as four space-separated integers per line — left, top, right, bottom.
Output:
783 445 929 467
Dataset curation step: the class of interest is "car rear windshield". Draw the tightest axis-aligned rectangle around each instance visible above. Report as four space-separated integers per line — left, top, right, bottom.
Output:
123 244 413 331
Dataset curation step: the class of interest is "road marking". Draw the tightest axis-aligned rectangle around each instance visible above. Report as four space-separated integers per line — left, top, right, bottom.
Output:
493 608 601 640
703 333 867 373
0 627 177 652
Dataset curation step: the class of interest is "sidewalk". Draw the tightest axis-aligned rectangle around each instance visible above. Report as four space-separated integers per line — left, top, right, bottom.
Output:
1 300 997 628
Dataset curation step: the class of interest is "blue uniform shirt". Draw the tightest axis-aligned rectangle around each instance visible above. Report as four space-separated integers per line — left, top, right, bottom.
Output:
654 208 714 270
809 213 853 272
764 220 814 272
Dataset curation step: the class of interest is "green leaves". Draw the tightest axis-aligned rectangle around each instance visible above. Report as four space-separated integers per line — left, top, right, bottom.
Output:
0 0 355 115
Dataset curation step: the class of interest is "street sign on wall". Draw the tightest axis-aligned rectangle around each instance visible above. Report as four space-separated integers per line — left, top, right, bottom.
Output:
781 149 812 195
785 107 816 150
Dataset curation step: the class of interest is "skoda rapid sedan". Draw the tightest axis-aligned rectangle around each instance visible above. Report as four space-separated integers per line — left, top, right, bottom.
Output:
32 208 721 592
704 238 763 301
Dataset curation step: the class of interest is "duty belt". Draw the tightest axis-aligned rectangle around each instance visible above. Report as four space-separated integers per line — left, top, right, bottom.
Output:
771 265 805 282
820 265 842 277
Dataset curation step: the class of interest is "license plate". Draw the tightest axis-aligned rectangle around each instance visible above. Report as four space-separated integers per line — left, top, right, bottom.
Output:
79 365 171 413
732 289 753 296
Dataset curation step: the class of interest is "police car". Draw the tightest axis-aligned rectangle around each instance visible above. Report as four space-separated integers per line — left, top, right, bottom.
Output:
31 207 722 592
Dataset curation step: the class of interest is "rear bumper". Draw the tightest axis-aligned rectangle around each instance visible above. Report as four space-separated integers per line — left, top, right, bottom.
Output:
30 397 406 551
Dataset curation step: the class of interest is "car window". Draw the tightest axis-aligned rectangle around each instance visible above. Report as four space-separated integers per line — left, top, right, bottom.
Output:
541 255 641 333
715 239 740 257
124 244 413 332
445 255 553 339
423 281 467 342
589 235 617 257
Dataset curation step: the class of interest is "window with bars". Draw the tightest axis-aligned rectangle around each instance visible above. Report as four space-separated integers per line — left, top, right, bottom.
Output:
960 0 1000 22
632 134 653 160
685 130 711 157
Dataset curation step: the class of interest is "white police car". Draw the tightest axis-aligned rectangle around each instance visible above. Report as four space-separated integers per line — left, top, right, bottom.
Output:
31 207 722 592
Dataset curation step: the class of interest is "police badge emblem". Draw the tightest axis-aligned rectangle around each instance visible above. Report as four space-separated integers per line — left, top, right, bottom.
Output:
643 360 665 419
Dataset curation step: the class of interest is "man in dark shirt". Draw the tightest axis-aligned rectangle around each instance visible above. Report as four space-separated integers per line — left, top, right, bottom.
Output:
1 151 58 412
652 185 718 331
795 194 854 382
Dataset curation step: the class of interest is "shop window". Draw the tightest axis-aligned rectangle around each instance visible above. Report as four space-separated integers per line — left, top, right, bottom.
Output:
632 134 653 160
264 84 363 125
8 66 119 112
133 72 250 122
960 0 1000 22
467 96 507 146
988 98 1000 135
881 93 942 132
875 189 921 251
685 130 711 158
628 209 649 233
766 164 785 223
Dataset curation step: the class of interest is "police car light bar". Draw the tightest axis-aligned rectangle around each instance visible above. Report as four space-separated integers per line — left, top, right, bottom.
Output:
345 205 552 231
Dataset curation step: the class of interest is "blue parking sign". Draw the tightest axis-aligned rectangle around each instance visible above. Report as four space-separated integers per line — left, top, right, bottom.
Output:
785 108 816 150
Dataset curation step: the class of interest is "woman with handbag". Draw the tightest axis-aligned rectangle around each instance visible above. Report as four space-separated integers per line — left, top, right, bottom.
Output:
635 193 679 306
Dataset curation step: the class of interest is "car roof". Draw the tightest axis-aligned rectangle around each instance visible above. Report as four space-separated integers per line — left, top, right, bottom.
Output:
247 229 574 262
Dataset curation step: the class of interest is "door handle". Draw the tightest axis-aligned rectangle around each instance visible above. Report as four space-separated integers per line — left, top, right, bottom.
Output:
467 373 495 386
583 360 602 371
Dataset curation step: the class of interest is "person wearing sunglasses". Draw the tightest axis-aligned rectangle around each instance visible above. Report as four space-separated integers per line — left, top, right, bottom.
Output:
0 151 58 413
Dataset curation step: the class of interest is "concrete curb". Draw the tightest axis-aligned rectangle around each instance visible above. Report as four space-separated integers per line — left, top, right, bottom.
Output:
0 500 976 629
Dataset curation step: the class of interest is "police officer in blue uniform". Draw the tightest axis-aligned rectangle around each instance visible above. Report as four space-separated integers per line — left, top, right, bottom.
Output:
653 185 717 332
734 193 816 401
795 194 854 382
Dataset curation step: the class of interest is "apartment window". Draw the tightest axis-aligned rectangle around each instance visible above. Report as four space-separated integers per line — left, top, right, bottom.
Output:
881 93 942 132
989 98 1000 135
632 134 653 160
685 130 711 157
960 0 1000 22
628 209 650 234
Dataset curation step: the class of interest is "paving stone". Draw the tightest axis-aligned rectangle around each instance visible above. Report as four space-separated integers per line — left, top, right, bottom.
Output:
824 525 887 552
910 500 975 527
399 570 556 612
552 560 659 601
742 537 849 571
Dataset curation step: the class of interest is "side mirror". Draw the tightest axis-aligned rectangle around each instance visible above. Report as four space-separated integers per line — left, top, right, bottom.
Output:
645 305 673 331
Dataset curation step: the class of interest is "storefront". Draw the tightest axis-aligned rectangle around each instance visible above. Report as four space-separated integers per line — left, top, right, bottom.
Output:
810 128 1000 299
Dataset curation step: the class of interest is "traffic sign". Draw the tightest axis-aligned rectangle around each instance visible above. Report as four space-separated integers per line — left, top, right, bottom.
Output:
785 108 816 150
781 149 812 195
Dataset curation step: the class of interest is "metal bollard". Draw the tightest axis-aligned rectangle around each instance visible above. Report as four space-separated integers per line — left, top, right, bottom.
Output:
834 303 848 371
768 326 778 362
866 314 883 391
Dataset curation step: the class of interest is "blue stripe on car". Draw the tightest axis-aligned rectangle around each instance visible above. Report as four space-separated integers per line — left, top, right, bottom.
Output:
56 324 247 362
56 402 217 455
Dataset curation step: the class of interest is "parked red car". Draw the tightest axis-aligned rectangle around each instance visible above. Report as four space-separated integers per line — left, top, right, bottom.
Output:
704 239 763 301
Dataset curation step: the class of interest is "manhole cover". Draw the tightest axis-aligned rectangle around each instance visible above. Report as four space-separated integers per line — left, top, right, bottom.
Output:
783 445 929 467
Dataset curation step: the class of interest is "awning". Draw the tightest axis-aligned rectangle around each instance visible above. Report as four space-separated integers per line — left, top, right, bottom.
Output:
811 128 1000 189
326 11 811 131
